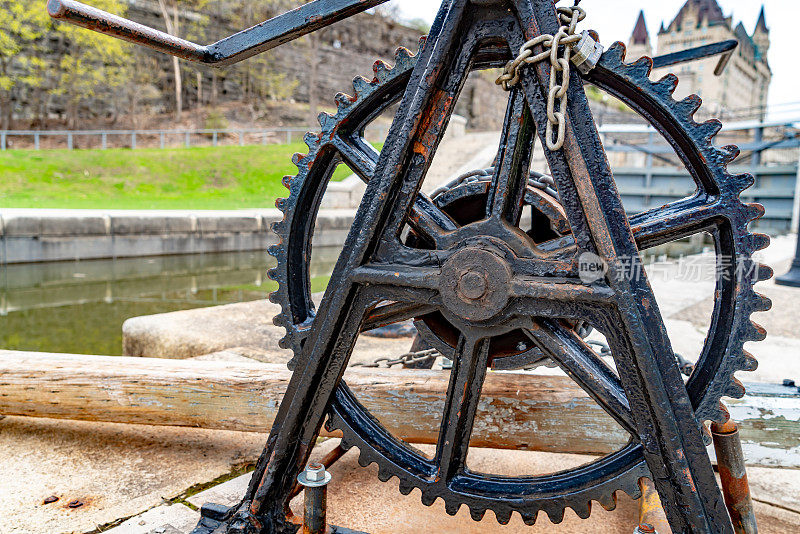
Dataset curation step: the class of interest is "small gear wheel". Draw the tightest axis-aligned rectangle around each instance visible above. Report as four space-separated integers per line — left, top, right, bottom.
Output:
268 40 771 524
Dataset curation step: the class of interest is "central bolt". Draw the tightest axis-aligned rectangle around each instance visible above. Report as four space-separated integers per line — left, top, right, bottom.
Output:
458 271 488 300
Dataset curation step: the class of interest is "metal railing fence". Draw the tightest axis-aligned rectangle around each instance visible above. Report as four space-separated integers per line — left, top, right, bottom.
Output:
0 125 389 150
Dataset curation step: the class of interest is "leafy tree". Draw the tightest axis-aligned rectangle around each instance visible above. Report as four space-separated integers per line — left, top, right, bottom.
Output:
155 0 211 121
50 0 130 128
0 0 50 129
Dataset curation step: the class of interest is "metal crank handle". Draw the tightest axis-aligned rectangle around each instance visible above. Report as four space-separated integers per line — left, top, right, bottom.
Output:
47 0 390 67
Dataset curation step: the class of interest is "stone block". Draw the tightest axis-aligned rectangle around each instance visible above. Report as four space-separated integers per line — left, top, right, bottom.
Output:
106 504 198 534
122 299 289 359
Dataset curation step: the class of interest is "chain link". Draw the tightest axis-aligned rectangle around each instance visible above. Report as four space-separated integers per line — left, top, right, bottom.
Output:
495 4 586 151
350 348 440 368
430 168 558 200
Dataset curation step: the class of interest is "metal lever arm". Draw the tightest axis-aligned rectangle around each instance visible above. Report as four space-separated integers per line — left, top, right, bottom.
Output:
651 39 738 75
47 0 390 67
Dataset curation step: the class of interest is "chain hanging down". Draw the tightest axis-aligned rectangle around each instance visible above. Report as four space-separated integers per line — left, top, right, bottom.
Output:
496 3 601 151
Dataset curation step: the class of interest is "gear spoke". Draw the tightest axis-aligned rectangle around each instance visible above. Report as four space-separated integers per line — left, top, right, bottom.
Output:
486 88 536 223
435 334 490 482
362 301 437 332
510 276 615 304
351 263 441 293
334 134 457 246
631 196 722 249
333 134 378 181
525 320 637 436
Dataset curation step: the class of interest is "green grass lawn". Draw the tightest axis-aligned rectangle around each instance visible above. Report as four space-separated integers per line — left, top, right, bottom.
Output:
0 144 360 210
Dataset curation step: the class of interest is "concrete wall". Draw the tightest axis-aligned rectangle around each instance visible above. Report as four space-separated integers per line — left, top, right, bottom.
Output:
0 209 355 264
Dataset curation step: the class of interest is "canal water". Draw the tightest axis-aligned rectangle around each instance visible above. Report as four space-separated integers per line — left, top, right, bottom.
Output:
0 250 337 355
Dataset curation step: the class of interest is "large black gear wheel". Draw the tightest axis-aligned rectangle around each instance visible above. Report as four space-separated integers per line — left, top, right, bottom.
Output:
267 40 771 524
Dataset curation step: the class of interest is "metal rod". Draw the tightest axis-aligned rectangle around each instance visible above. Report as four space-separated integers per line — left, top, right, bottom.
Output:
297 462 332 534
711 419 759 534
776 215 800 287
48 0 390 67
651 40 738 72
637 478 672 534
289 444 346 500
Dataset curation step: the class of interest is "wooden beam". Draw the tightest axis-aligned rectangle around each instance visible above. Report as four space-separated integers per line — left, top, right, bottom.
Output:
1 351 798 467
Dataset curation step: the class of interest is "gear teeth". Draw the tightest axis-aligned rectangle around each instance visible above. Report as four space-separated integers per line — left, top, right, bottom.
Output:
720 144 741 164
725 378 747 399
373 60 391 82
756 264 774 283
317 111 336 129
304 132 320 149
291 152 307 166
653 73 678 96
571 500 592 520
335 91 355 110
281 175 293 189
444 500 461 516
275 198 287 211
394 46 413 68
468 507 486 522
398 480 414 495
746 202 766 222
754 292 772 313
377 468 393 482
420 492 437 507
628 56 653 78
519 510 537 525
357 450 372 468
352 75 372 96
751 232 770 251
741 350 759 372
603 41 626 63
676 94 702 120
697 119 723 142
493 509 512 525
544 506 565 524
747 320 767 342
730 172 756 194
596 492 618 511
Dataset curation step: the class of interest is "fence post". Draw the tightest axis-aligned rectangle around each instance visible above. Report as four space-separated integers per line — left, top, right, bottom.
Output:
286 130 291 144
1 132 6 150
160 131 166 149
101 132 107 150
34 133 40 150
185 131 190 147
131 131 136 149
67 132 73 150
753 123 764 166
262 132 267 145
213 131 217 147
239 130 244 146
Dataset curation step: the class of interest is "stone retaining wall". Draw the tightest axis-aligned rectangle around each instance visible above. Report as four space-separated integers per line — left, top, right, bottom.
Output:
0 209 355 263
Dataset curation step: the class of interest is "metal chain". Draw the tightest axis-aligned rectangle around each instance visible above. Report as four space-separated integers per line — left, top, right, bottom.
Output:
350 348 440 368
495 4 586 151
430 168 559 200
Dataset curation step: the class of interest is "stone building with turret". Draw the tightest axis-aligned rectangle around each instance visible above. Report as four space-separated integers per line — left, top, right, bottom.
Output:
627 0 771 120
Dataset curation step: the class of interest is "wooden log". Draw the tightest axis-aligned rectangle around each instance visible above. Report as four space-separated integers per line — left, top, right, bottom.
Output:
0 350 798 467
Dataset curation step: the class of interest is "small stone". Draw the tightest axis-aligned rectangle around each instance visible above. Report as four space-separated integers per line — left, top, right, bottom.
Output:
43 496 59 504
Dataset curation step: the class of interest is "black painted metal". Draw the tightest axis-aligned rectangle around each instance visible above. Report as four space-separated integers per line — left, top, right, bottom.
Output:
776 216 800 287
651 39 738 72
48 0 391 66
51 1 773 533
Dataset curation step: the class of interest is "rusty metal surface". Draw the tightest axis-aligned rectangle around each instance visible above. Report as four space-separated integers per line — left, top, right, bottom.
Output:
712 419 759 534
51 1 772 533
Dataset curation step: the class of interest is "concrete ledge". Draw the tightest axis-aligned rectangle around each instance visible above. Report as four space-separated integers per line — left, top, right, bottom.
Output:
0 209 355 263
